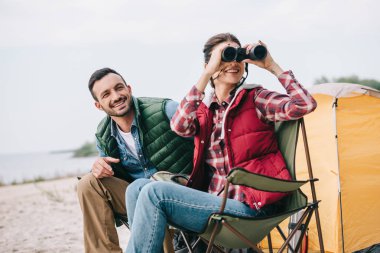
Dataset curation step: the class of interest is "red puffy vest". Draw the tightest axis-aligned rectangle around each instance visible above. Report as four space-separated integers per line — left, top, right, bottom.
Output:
187 88 291 209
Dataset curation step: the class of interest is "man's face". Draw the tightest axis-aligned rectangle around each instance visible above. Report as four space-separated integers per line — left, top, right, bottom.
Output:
92 73 133 117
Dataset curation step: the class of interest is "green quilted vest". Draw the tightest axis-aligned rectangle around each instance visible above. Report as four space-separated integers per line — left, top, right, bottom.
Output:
95 97 194 182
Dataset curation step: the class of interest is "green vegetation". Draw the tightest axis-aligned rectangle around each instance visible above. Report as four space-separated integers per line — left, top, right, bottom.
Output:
0 173 82 187
0 176 47 187
9 176 46 186
314 75 380 90
73 141 98 157
35 184 64 202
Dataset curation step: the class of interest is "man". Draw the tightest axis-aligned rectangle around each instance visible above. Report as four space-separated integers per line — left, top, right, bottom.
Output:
77 68 193 253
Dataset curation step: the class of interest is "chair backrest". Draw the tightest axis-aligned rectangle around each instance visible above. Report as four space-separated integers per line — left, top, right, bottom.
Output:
275 120 299 180
275 119 307 212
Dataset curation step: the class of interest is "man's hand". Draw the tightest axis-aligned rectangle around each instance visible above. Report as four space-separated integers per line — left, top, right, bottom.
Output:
91 157 120 178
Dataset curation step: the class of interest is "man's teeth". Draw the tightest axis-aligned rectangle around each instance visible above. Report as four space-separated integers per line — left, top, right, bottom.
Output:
114 101 124 107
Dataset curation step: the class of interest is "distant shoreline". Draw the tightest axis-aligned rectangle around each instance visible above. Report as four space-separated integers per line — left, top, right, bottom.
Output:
49 149 75 154
0 152 96 186
0 171 85 187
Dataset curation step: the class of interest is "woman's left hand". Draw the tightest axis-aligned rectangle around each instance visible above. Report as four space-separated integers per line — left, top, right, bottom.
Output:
242 41 284 77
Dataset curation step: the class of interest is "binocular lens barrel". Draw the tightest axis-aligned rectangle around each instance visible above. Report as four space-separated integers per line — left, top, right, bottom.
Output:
221 45 267 62
252 45 267 60
221 47 238 62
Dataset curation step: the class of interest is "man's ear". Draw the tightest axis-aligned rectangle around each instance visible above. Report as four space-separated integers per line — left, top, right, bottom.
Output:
95 101 103 111
127 84 132 93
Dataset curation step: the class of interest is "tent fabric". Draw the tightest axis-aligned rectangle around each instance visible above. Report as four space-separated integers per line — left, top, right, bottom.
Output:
262 83 380 252
308 82 379 98
297 83 380 252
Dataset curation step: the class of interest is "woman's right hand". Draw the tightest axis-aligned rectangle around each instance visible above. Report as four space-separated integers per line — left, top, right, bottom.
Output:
196 43 227 92
204 43 226 76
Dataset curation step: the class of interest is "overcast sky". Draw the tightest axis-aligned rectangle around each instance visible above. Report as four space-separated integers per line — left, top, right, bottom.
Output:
0 0 379 154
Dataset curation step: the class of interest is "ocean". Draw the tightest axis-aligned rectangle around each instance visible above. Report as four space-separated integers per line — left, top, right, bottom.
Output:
0 152 96 184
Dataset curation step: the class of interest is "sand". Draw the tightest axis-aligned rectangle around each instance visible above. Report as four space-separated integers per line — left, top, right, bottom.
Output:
0 177 130 253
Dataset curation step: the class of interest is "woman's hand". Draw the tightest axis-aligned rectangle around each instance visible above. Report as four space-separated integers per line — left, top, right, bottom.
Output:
242 41 284 77
196 43 227 92
204 43 225 76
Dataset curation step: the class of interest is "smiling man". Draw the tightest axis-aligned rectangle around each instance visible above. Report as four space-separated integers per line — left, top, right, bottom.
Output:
77 68 193 253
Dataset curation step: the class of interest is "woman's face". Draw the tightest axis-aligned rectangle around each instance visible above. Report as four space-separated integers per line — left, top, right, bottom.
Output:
212 41 245 87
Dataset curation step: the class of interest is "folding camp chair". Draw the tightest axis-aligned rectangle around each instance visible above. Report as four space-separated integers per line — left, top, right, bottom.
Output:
177 118 325 253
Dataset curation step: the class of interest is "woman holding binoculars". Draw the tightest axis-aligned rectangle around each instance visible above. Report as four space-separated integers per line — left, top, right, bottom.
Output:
124 33 317 253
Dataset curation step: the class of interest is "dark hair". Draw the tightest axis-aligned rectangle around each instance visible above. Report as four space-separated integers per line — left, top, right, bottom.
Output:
203 33 242 88
203 33 241 63
88 67 127 101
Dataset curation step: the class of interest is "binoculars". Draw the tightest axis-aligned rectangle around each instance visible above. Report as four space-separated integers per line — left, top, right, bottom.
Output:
221 45 267 62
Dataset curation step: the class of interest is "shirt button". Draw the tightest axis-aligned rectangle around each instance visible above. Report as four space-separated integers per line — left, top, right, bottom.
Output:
228 129 231 132
258 202 262 206
139 154 142 157
196 102 200 105
201 140 204 144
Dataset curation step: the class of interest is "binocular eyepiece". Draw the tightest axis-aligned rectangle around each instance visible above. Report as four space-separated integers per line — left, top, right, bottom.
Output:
221 45 267 62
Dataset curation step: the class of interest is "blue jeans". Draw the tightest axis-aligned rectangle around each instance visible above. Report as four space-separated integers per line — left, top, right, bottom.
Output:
125 178 261 253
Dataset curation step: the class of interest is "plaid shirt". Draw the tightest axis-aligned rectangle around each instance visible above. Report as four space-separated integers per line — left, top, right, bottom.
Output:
170 71 317 204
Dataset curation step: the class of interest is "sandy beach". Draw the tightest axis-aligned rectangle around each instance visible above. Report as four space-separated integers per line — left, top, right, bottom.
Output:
0 177 130 253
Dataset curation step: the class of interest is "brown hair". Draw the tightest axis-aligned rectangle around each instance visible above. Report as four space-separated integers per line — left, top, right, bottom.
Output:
203 33 241 63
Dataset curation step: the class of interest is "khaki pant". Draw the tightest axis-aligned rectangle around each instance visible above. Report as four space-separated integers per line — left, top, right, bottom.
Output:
77 173 174 253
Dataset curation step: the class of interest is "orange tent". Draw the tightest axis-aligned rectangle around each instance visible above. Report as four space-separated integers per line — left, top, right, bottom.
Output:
299 83 380 252
264 83 380 252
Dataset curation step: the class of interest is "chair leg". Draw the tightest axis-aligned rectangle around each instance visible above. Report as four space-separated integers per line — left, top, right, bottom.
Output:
163 227 175 253
276 226 295 253
300 119 325 253
179 231 195 253
267 233 273 253
206 221 221 253
294 209 314 253
278 207 312 253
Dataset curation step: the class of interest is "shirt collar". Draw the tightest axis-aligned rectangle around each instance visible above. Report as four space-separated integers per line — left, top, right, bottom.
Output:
203 82 260 108
210 92 234 109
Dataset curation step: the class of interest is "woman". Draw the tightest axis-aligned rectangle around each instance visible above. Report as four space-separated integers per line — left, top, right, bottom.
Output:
125 33 317 253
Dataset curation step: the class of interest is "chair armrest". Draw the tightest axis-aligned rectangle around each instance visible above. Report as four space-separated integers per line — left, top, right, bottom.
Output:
227 167 310 193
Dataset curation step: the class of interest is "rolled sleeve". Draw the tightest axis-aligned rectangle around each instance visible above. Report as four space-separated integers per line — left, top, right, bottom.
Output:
170 86 204 137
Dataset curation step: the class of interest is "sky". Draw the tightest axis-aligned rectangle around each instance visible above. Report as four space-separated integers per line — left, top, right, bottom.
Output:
0 0 379 154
